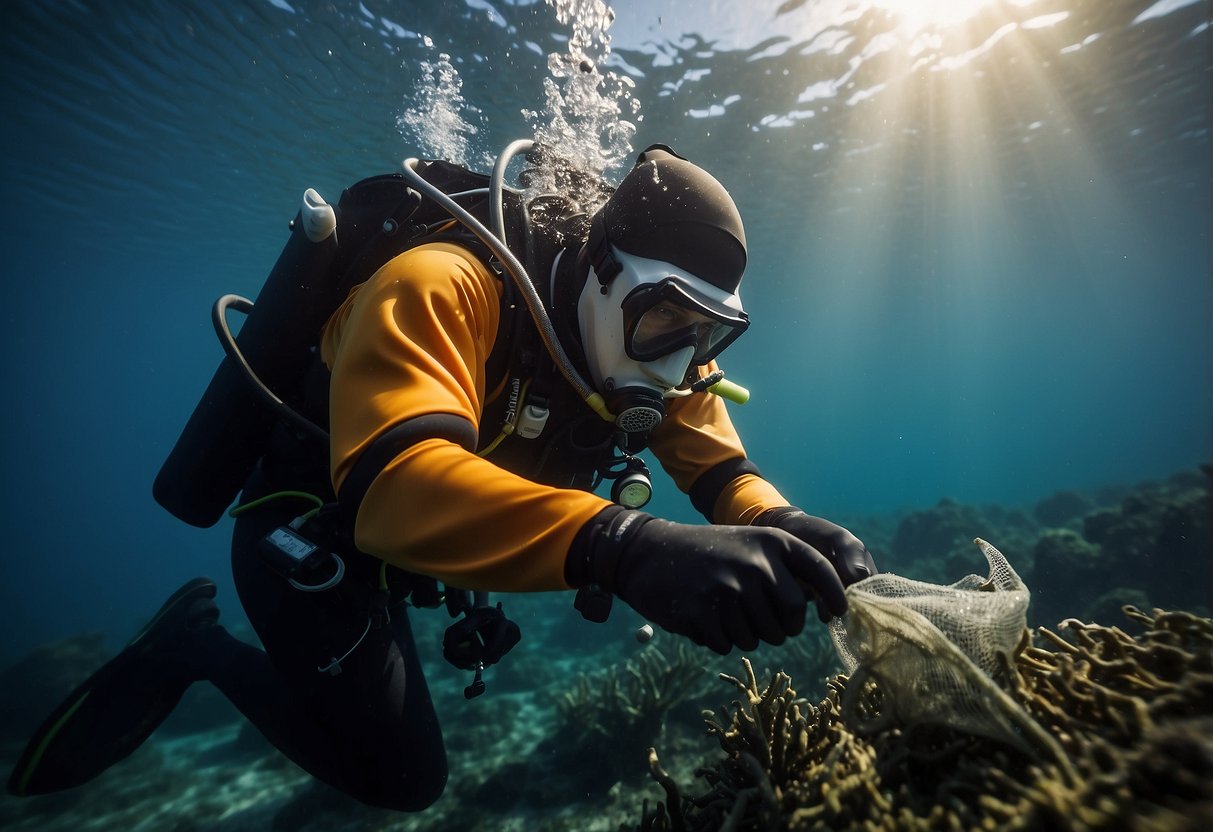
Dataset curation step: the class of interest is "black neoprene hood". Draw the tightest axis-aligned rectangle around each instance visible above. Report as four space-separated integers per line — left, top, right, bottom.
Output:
588 145 747 294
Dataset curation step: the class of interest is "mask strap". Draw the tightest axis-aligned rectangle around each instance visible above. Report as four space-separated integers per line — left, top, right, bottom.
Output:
587 213 622 289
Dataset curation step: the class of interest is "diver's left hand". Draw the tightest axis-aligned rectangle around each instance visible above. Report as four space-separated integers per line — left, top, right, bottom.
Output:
754 508 877 586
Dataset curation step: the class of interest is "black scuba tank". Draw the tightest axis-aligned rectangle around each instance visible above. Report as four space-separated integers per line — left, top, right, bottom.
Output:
155 162 511 528
154 206 339 527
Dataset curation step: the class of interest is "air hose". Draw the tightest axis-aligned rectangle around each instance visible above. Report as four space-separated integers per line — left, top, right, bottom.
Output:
401 144 614 424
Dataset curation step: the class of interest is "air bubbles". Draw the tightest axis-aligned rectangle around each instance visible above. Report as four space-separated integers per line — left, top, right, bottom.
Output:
396 50 480 167
522 0 641 214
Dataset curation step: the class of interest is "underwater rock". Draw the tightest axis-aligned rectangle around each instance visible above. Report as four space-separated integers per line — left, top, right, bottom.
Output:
1081 472 1211 615
1029 528 1104 627
270 778 393 832
1033 488 1096 528
891 498 988 565
1086 586 1154 629
890 498 1037 580
1027 470 1211 627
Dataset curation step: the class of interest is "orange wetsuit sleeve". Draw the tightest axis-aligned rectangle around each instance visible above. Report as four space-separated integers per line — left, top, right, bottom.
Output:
648 361 789 525
320 242 611 592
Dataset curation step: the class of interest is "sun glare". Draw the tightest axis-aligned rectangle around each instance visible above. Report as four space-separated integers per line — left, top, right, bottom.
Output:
870 0 1006 32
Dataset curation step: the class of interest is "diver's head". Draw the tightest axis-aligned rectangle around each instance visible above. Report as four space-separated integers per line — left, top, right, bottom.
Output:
578 145 749 433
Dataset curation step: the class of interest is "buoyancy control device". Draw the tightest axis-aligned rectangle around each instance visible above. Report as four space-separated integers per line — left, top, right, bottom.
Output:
154 148 557 528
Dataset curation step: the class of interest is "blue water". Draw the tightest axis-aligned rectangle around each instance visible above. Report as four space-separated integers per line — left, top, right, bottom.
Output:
0 0 1208 665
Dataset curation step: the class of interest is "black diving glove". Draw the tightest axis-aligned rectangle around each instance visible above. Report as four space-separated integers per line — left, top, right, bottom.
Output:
567 507 848 655
753 508 878 586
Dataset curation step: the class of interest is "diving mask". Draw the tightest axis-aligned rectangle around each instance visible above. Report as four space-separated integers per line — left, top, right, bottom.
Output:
622 276 748 364
578 249 748 433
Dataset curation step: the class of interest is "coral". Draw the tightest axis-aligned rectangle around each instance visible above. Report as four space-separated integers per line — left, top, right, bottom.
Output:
550 641 711 787
757 627 841 694
634 606 1213 831
473 641 711 810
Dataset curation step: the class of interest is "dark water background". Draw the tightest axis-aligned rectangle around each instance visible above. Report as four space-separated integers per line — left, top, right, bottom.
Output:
0 0 1208 661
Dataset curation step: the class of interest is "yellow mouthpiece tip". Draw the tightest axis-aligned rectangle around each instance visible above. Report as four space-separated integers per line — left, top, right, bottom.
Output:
709 378 750 404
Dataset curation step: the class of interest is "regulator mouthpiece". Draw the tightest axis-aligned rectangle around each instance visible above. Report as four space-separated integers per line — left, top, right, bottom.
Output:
708 377 750 404
689 370 750 405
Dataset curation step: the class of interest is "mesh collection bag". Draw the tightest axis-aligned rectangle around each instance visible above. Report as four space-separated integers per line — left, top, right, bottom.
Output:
830 538 1067 766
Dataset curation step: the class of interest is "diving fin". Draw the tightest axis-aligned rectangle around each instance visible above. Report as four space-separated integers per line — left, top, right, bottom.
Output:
7 578 219 796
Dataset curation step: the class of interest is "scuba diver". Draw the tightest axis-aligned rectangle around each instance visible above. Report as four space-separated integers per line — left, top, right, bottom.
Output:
8 142 878 811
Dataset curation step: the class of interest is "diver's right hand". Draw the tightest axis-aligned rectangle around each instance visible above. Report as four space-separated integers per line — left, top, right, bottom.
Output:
570 509 847 654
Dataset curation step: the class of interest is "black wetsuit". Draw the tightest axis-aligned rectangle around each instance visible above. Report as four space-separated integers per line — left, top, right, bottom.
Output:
193 438 446 811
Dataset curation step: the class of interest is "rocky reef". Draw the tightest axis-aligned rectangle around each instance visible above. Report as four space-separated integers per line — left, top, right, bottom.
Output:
869 468 1211 628
1031 470 1211 628
634 605 1213 831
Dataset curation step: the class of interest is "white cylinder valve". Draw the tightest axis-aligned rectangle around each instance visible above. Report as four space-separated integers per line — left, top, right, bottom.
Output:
300 188 337 243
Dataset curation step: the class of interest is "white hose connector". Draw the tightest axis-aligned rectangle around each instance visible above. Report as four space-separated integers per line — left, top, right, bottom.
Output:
301 188 337 243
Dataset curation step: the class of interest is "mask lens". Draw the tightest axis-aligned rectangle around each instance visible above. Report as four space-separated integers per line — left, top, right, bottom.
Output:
623 279 748 364
633 303 719 358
